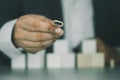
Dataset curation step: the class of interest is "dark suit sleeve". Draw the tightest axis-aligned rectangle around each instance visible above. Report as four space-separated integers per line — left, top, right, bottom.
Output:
0 0 21 28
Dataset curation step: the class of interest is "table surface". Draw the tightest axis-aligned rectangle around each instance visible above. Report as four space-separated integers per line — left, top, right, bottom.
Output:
0 67 120 80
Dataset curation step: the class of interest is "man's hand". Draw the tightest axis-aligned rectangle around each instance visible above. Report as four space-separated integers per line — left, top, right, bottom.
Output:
13 14 64 53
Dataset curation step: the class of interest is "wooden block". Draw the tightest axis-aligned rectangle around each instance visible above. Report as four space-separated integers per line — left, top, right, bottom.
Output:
54 40 69 54
11 55 26 69
110 59 115 69
77 54 91 68
61 53 75 68
82 39 97 53
77 53 105 68
28 50 45 69
47 54 61 69
91 53 104 67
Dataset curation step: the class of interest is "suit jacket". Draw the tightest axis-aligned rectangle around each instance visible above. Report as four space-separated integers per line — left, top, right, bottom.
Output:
93 0 120 46
0 0 120 67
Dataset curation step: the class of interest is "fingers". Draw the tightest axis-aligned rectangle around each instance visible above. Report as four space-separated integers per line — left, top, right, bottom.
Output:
16 14 63 34
15 28 60 41
16 39 55 53
17 39 54 48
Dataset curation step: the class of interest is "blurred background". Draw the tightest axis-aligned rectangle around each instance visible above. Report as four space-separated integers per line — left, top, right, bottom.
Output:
0 0 120 80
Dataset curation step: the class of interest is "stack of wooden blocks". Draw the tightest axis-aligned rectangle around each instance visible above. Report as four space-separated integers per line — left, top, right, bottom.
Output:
11 50 45 69
77 39 105 68
11 39 106 70
47 40 75 69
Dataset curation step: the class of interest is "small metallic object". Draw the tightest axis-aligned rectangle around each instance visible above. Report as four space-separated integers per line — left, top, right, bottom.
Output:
53 20 64 27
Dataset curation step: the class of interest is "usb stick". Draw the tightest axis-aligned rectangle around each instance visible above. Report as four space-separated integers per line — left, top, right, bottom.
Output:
53 20 64 27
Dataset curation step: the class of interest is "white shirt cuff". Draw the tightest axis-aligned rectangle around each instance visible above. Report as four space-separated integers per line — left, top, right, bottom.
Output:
0 19 23 59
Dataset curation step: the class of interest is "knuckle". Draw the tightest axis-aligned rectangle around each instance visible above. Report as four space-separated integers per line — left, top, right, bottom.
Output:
32 20 39 26
28 21 35 25
34 42 42 47
33 37 39 42
39 42 44 47
40 15 47 20
39 41 49 48
33 33 42 41
36 33 43 38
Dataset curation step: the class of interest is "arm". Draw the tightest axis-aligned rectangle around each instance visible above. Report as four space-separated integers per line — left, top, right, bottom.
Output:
0 14 64 58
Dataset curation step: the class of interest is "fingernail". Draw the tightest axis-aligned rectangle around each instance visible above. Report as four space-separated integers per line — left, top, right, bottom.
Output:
55 28 62 34
59 30 64 36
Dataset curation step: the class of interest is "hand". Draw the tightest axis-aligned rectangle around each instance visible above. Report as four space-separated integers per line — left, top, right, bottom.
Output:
12 14 64 53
